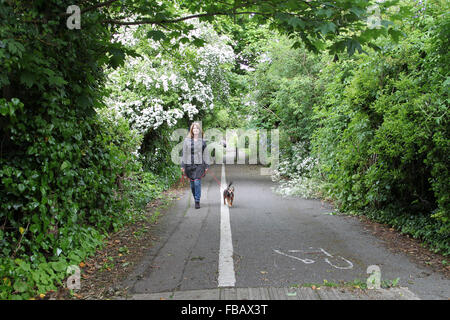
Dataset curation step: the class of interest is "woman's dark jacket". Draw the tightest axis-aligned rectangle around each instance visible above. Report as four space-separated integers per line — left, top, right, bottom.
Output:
181 137 210 180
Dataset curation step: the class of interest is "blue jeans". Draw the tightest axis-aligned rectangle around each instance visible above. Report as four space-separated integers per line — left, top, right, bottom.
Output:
190 179 202 203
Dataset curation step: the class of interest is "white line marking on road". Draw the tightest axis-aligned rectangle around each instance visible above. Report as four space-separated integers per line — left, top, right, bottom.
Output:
319 248 354 269
324 256 354 270
319 248 333 257
273 249 315 264
218 164 236 287
274 248 354 269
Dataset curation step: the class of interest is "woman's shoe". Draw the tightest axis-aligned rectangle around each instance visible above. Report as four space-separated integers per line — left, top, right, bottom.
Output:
195 202 200 209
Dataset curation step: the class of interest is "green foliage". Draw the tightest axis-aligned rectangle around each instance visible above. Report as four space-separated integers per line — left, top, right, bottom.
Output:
239 1 448 254
0 104 173 299
0 226 104 300
178 0 403 55
124 171 165 210
311 2 449 253
362 206 450 255
301 277 401 290
245 36 322 148
0 0 448 300
0 1 177 299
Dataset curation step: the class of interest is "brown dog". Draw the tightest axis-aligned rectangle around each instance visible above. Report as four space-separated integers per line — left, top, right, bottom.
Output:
223 181 234 207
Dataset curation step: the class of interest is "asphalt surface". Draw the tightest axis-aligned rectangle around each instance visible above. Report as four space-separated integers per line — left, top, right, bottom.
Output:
129 286 420 300
120 164 450 300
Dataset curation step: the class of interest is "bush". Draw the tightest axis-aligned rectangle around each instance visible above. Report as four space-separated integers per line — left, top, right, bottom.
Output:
362 206 450 256
0 104 146 299
272 141 322 199
311 4 449 253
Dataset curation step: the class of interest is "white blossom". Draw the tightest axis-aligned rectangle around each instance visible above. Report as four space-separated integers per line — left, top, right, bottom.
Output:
105 20 235 134
271 141 321 199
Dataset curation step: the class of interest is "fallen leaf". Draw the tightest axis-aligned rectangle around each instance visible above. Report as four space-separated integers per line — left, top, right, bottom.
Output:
260 271 268 274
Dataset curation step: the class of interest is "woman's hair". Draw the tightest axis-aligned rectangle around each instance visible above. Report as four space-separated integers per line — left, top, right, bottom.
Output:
188 122 204 138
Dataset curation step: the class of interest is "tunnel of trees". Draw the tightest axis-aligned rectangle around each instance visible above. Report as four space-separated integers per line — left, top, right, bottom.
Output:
0 0 448 299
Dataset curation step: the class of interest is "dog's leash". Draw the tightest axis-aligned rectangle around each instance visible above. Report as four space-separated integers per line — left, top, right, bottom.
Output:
178 173 188 186
179 169 222 187
206 170 222 187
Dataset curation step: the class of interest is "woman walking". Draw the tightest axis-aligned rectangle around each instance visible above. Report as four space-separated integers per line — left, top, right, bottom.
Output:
181 122 210 209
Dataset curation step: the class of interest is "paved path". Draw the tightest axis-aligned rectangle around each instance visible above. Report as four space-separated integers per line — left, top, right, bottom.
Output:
119 164 449 300
129 286 419 300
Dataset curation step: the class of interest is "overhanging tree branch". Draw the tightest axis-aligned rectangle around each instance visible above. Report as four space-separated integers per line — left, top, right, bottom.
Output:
60 0 120 16
102 11 271 26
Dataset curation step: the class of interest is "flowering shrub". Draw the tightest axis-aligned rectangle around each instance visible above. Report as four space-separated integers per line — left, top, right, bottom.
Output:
271 142 321 199
106 20 235 134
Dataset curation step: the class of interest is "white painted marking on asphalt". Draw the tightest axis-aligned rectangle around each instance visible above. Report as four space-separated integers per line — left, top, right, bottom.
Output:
319 248 333 257
218 164 236 287
274 248 354 269
319 248 354 269
324 256 354 270
273 249 315 264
